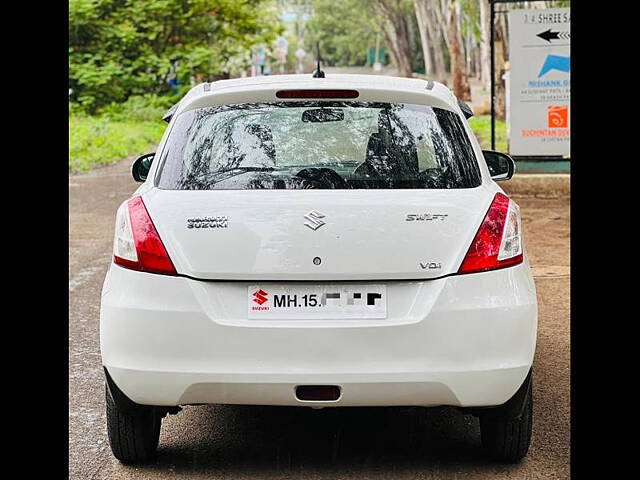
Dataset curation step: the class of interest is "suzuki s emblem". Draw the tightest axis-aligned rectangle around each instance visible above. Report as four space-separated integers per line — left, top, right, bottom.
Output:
252 289 269 305
304 210 326 230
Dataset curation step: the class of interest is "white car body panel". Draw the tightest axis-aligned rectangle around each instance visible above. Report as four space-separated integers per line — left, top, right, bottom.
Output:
178 74 457 113
101 262 536 407
144 186 499 281
100 74 537 409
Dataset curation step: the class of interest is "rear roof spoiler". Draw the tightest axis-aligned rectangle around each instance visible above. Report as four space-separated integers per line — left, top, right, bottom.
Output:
163 91 472 121
162 103 179 123
457 98 474 119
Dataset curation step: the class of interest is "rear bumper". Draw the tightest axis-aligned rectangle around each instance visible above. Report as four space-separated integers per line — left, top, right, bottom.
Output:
100 263 537 408
105 365 532 408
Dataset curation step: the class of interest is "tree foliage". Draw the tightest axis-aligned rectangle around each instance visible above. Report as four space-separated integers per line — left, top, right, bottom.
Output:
305 0 379 67
372 0 417 77
69 0 282 112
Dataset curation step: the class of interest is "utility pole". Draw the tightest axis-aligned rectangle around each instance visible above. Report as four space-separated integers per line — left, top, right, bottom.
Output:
490 0 496 150
373 32 382 72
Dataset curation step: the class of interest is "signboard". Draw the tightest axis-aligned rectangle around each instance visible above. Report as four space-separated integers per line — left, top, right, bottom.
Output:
276 36 289 52
274 37 288 62
252 47 266 67
274 37 289 73
295 48 306 73
508 8 570 156
367 47 386 66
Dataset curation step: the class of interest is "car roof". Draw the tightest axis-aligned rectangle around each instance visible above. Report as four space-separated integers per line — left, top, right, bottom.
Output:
174 74 460 117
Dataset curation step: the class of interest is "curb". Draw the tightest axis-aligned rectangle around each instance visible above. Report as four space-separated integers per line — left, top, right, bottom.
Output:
501 174 570 198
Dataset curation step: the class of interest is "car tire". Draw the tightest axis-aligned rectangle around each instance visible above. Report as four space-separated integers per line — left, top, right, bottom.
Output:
105 384 161 463
479 369 533 463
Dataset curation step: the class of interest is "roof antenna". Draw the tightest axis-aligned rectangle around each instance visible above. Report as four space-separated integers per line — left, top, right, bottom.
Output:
312 41 325 78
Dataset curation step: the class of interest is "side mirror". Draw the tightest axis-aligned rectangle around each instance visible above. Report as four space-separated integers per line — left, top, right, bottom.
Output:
132 153 155 182
483 150 515 181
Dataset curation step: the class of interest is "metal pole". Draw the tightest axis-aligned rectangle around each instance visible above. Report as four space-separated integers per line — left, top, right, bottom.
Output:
490 0 496 150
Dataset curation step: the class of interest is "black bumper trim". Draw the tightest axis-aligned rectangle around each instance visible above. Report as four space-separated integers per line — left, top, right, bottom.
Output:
103 367 156 414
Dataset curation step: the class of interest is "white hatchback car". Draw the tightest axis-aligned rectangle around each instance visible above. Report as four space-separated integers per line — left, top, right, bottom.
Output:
100 74 537 464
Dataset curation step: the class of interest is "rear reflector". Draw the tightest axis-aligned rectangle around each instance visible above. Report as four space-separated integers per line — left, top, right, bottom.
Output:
458 192 523 274
296 385 341 401
276 89 359 99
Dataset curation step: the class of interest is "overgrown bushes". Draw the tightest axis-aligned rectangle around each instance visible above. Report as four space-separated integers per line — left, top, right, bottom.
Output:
69 95 171 172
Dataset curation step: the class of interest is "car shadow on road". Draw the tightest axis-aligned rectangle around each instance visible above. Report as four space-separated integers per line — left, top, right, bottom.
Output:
118 404 522 477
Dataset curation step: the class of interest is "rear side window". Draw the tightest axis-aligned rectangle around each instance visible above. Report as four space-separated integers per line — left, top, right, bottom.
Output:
156 102 481 190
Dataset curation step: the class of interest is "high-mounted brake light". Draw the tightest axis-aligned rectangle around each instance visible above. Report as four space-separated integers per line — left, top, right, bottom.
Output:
458 193 523 274
276 89 359 99
113 196 177 275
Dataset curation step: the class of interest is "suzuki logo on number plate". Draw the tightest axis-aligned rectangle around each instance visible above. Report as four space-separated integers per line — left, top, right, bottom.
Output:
304 210 326 230
252 289 269 305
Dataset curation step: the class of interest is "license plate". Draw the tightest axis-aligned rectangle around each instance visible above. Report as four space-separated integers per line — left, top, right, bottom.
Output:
247 284 387 320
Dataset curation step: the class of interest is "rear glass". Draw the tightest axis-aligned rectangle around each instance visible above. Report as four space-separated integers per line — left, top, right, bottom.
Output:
156 102 482 190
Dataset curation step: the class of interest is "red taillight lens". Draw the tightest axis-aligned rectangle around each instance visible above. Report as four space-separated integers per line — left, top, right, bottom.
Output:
276 89 359 99
458 192 523 274
113 196 177 275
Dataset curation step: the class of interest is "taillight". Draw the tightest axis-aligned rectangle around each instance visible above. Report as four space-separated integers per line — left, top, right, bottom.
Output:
113 196 177 275
458 193 523 274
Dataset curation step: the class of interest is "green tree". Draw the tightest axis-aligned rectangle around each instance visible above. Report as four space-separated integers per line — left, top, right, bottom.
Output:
371 0 415 77
69 0 282 112
306 0 424 77
305 0 378 67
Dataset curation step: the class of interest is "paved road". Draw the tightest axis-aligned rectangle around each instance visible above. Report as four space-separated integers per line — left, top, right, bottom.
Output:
69 159 569 479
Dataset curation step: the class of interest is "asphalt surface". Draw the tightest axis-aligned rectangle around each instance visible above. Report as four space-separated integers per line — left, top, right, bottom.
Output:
69 159 570 479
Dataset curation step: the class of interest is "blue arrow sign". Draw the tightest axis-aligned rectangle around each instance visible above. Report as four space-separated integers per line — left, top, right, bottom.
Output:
538 55 570 78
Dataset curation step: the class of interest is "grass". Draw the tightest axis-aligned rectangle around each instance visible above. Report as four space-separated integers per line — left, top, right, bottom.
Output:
69 115 166 172
468 115 508 152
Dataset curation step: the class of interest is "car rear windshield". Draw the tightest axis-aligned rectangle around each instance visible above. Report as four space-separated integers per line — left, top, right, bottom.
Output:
156 101 482 190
